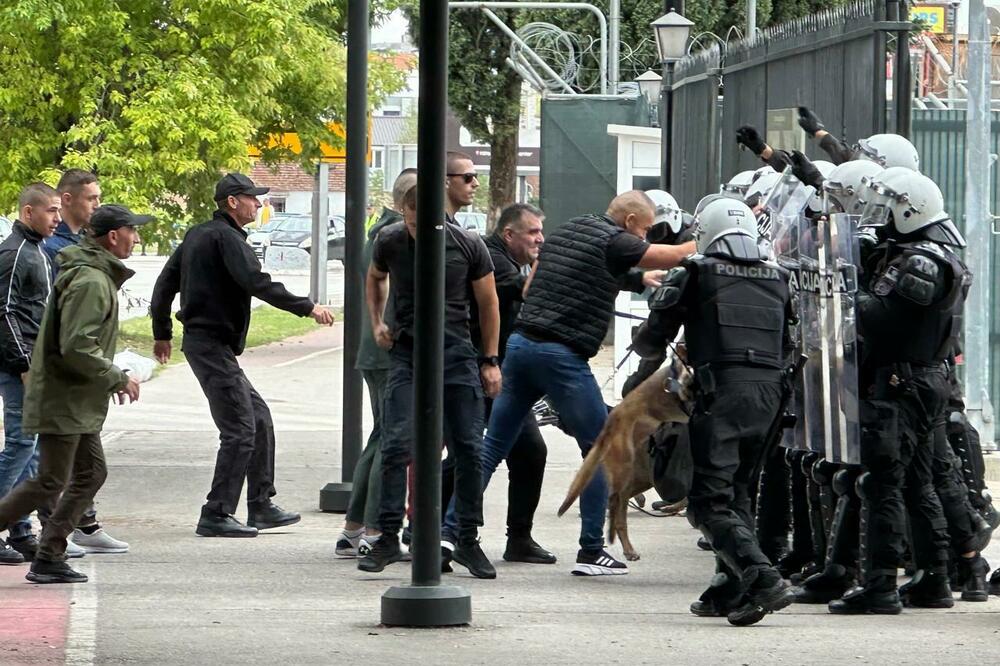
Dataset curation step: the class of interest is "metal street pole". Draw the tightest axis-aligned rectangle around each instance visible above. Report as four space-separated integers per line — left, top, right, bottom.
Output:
309 163 329 304
319 0 367 512
659 61 674 191
381 0 472 626
962 0 996 450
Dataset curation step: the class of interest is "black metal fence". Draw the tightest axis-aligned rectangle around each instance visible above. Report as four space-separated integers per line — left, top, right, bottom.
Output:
670 0 905 211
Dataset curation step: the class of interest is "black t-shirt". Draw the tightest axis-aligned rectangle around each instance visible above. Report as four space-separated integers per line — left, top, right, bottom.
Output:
372 221 494 382
605 232 650 276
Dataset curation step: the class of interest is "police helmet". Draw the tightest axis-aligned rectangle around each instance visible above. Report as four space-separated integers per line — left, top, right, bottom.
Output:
744 171 783 209
856 134 920 171
693 197 759 255
823 160 883 214
808 160 837 211
721 170 756 197
859 168 948 234
644 189 684 233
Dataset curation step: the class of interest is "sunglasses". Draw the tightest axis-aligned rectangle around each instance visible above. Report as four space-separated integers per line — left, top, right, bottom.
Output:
447 172 479 184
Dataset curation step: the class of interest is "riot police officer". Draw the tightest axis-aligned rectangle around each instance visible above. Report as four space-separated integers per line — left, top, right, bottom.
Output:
828 168 969 614
632 198 796 626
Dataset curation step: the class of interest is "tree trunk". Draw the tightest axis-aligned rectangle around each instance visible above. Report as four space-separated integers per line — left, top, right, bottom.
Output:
487 125 518 231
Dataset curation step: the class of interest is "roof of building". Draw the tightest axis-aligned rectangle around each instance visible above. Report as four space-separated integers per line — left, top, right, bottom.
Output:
373 116 407 147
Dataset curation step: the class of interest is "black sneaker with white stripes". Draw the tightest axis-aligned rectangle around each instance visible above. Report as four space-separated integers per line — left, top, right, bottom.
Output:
572 548 629 576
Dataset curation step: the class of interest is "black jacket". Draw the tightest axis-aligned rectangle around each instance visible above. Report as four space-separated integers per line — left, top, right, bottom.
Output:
151 210 314 355
470 233 526 361
0 222 52 374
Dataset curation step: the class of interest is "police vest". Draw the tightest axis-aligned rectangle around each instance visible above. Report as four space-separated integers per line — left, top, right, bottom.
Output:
684 255 791 370
865 240 969 364
517 214 624 358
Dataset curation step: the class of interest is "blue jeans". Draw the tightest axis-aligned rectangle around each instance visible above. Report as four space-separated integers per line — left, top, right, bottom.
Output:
0 371 37 539
444 334 609 551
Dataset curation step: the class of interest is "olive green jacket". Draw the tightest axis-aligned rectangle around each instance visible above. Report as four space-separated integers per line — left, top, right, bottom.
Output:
22 238 133 435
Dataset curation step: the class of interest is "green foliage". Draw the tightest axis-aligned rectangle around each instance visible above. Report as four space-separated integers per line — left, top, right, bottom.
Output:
0 0 405 252
368 169 392 210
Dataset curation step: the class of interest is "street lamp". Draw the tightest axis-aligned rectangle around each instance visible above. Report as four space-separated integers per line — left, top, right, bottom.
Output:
650 9 693 191
636 69 662 126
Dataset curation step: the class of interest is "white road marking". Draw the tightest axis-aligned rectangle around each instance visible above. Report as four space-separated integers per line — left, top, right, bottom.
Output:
273 346 343 368
65 560 98 666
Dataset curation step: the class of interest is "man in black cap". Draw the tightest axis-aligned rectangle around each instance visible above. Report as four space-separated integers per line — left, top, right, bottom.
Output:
150 173 335 538
0 204 146 583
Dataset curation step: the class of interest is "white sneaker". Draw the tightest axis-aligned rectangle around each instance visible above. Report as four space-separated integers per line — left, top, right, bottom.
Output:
72 528 129 554
65 539 86 559
335 530 362 558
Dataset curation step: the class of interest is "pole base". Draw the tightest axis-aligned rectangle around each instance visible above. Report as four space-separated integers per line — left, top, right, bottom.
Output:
319 482 353 512
381 584 471 627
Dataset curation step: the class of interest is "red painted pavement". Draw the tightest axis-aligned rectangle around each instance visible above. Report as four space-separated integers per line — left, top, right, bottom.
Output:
0 564 70 664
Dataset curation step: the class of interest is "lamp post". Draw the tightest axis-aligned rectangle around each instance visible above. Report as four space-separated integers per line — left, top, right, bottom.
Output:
651 9 693 191
636 69 662 127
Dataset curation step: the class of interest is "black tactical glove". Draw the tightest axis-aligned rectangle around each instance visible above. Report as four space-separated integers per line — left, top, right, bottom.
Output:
797 106 825 137
857 227 879 276
789 150 824 189
736 125 766 156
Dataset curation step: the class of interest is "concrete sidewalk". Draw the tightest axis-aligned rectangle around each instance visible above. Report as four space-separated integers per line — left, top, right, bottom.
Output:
2 325 1000 665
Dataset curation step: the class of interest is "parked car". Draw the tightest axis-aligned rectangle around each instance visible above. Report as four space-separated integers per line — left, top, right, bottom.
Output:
268 215 346 263
0 217 12 243
455 211 487 235
246 213 311 260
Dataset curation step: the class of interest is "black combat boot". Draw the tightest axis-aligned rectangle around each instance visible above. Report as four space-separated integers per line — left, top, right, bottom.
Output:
793 564 856 604
775 551 812 580
727 567 795 627
901 570 955 608
696 536 713 551
789 560 822 586
828 578 902 615
957 555 989 602
690 572 743 617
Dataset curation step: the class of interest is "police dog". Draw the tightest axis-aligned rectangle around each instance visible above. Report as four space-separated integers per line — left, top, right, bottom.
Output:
558 358 692 561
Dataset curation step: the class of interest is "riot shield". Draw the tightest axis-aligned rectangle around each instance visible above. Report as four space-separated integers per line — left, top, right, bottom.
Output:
765 174 814 453
796 213 861 464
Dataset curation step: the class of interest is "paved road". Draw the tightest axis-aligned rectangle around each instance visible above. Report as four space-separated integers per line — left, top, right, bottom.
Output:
118 256 347 320
1 328 1000 665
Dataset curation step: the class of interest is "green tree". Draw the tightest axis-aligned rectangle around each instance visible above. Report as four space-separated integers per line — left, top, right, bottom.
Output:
0 0 405 251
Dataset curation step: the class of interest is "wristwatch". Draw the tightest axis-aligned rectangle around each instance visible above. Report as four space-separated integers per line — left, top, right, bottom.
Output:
478 355 500 368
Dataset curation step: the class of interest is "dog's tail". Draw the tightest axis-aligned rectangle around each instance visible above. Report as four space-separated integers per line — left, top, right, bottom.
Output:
557 425 612 517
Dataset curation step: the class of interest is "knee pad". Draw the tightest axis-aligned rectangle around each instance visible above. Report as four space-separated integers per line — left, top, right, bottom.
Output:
801 452 820 477
855 471 877 500
785 448 801 468
812 459 837 486
832 469 855 496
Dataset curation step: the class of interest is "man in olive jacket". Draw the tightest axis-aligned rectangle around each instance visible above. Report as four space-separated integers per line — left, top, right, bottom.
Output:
0 205 146 584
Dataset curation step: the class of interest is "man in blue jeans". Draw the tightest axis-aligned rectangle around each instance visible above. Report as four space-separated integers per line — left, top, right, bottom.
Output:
474 191 695 576
0 183 61 563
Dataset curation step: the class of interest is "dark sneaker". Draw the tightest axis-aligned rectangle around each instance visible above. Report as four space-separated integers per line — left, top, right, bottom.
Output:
25 559 88 584
901 571 955 609
0 538 25 565
503 536 556 564
775 552 812 580
793 565 856 604
247 502 301 530
690 598 728 617
401 526 412 547
196 510 258 538
696 536 712 552
727 568 794 626
452 539 497 579
441 542 454 573
828 585 903 615
572 549 628 576
959 556 990 602
357 533 404 573
7 535 37 561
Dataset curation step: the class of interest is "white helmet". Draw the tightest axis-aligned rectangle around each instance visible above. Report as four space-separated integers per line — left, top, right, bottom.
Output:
857 134 920 171
823 160 883 214
859 168 947 234
721 170 756 197
809 160 837 211
754 165 777 179
744 171 783 208
693 197 759 255
644 189 684 233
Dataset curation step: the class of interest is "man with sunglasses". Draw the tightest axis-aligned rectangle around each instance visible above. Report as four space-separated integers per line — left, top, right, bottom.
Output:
445 151 480 222
151 173 335 538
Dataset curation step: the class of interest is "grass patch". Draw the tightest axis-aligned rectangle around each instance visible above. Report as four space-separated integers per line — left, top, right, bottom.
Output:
117 305 339 372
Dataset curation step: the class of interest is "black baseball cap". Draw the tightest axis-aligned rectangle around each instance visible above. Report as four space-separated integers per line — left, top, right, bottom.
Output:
214 173 269 201
89 205 154 236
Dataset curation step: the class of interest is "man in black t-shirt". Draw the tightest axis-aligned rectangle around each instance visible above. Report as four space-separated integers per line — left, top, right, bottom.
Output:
358 184 502 578
482 191 695 577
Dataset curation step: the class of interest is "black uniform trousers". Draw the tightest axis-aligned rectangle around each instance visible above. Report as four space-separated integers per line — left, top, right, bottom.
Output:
184 334 276 516
931 421 982 554
442 399 547 540
859 366 951 580
688 376 784 588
